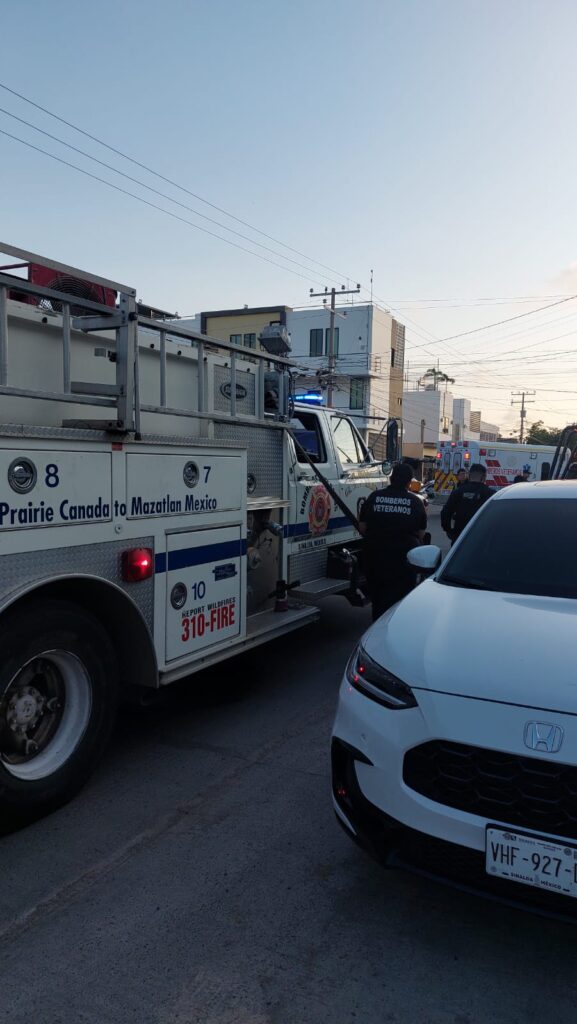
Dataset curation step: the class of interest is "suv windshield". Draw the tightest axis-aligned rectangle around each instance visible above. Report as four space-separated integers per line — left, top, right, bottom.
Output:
439 499 577 599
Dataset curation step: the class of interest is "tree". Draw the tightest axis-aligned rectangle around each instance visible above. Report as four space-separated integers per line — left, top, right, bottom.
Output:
420 367 455 390
525 420 563 446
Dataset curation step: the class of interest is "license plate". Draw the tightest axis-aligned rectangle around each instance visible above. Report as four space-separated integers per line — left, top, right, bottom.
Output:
486 826 577 897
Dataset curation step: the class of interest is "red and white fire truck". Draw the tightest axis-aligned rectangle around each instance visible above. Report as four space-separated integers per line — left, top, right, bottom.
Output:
0 242 389 825
434 439 565 494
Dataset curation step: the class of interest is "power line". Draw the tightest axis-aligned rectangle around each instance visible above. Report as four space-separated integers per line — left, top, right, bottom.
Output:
408 296 577 350
403 307 568 409
511 390 536 443
382 295 573 304
0 80 353 284
3 79 556 388
405 315 577 362
386 288 577 414
0 106 346 287
2 81 573 423
0 80 475 369
403 337 577 368
358 303 577 415
0 128 326 284
421 308 577 355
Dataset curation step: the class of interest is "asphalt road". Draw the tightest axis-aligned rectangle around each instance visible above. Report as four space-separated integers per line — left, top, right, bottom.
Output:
2 512 577 1024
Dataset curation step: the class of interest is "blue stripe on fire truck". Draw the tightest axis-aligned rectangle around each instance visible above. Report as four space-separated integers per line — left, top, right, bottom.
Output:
155 539 246 574
285 515 351 538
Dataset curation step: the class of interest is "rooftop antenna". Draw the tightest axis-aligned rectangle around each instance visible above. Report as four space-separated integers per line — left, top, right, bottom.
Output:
370 268 373 303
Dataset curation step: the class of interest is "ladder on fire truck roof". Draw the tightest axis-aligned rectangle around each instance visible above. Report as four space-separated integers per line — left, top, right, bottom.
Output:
0 241 293 435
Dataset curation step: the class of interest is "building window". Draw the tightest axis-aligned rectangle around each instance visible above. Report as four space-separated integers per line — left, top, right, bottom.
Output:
230 334 242 345
309 329 323 356
391 347 396 368
350 378 364 410
243 333 256 349
324 327 339 356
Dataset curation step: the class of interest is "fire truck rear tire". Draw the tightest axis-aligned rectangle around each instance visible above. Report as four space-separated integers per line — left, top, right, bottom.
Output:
0 600 118 827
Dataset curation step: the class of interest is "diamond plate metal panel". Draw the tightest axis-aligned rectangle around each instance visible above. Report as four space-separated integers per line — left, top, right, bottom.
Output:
213 366 256 415
288 547 328 584
0 537 154 628
0 423 244 449
0 423 121 443
214 423 284 499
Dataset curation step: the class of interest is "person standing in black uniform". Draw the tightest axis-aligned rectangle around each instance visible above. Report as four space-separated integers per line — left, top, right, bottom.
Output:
359 463 427 621
441 462 493 544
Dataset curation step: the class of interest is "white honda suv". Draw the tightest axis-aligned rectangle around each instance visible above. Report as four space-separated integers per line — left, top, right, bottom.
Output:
332 480 577 919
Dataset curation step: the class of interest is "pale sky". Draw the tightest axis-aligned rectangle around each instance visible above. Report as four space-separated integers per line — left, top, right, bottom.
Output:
2 0 577 433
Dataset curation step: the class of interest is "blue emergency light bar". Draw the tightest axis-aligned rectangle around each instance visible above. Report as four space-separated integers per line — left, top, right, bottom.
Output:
294 392 324 405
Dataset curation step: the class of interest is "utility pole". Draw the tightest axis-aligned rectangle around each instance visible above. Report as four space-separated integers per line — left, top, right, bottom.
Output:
309 283 361 406
511 390 535 443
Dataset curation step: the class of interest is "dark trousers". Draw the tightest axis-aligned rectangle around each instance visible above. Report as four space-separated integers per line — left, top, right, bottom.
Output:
368 571 416 622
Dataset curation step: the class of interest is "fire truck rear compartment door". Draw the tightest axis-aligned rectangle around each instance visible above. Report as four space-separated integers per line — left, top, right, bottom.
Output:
165 526 242 662
126 453 243 519
0 449 112 531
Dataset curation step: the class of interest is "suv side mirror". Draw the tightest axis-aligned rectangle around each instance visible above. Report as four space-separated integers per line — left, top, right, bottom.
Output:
381 460 392 475
407 545 442 574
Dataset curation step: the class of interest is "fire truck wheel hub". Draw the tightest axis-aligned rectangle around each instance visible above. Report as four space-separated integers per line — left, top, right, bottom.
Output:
0 651 92 781
7 685 45 732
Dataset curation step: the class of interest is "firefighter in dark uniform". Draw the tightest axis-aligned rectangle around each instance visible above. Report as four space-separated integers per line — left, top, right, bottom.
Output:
441 462 493 544
359 462 427 621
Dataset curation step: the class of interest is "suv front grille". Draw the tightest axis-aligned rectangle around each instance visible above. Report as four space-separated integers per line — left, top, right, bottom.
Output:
403 741 577 840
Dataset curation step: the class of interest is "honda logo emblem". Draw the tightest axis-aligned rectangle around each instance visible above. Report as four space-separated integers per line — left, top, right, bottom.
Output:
524 721 564 754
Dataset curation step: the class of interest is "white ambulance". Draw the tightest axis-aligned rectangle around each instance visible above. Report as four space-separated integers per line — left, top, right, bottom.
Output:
0 242 389 825
434 439 563 494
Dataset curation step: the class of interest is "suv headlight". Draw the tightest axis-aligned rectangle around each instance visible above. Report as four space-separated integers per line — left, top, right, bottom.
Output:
346 644 418 710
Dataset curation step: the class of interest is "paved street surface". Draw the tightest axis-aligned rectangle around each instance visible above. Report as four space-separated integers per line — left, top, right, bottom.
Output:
2 512 577 1024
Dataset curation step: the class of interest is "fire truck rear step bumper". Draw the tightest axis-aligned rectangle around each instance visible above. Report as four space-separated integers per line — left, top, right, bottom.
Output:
159 605 319 685
292 578 351 600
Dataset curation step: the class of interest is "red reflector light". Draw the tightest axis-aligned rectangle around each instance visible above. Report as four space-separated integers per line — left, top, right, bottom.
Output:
480 448 487 456
463 441 468 447
122 547 154 582
451 442 456 446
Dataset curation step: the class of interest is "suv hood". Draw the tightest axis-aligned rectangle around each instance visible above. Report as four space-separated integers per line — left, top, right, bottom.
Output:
363 579 577 712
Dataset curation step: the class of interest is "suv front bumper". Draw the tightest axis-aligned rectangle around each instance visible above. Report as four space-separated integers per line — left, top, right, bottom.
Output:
332 736 577 923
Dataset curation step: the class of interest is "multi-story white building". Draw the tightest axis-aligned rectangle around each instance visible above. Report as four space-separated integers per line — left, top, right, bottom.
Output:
402 388 454 448
180 303 405 457
287 304 404 454
403 388 501 473
452 397 478 441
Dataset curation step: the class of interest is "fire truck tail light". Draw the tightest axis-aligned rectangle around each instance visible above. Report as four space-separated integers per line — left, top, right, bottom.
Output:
122 548 154 582
436 452 441 459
